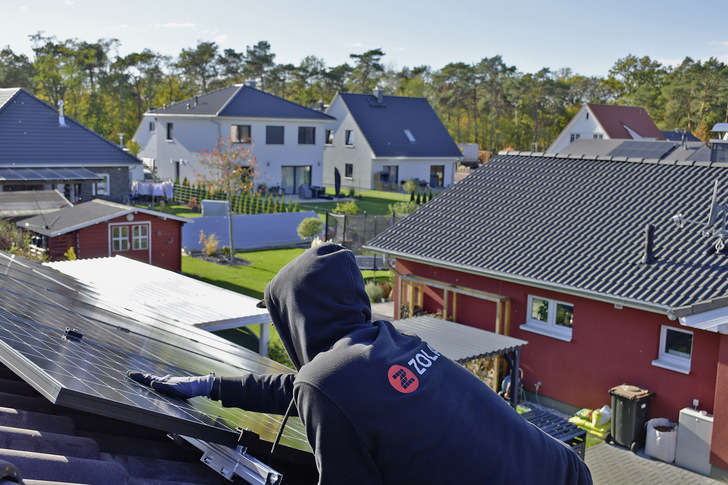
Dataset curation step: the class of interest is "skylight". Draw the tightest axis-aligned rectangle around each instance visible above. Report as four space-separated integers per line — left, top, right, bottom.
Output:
404 129 416 142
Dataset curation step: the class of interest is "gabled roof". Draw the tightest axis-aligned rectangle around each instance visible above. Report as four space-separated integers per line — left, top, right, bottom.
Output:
0 88 142 168
366 141 728 321
587 103 665 140
19 199 189 237
334 92 462 158
148 84 334 120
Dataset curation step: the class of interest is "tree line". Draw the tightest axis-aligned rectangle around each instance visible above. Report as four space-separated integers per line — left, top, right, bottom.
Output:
2 32 727 154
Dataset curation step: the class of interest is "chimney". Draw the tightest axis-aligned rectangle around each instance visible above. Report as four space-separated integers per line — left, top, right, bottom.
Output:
374 86 383 104
246 79 256 89
58 100 67 127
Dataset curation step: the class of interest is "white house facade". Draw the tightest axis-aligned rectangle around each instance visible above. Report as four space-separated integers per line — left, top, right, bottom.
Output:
133 84 334 194
323 90 462 193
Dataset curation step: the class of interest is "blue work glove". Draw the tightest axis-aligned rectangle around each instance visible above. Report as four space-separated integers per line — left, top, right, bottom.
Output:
127 370 214 399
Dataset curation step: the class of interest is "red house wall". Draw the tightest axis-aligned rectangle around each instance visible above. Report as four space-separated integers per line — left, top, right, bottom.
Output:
395 259 720 423
712 335 728 469
49 214 183 272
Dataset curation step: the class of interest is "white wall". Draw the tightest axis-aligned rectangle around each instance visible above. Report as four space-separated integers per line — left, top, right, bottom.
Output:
134 114 327 192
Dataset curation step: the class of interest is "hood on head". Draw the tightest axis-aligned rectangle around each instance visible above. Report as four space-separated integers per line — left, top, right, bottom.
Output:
264 243 372 369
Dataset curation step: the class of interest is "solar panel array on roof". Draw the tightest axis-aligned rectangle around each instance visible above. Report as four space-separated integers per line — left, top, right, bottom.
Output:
0 252 311 459
607 140 675 159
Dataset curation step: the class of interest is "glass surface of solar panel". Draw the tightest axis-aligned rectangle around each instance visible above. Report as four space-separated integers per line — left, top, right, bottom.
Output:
0 253 310 453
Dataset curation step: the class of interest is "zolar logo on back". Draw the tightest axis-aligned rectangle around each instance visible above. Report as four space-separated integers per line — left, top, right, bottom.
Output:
388 345 441 394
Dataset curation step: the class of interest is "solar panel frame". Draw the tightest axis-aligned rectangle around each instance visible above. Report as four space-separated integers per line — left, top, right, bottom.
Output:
0 253 311 456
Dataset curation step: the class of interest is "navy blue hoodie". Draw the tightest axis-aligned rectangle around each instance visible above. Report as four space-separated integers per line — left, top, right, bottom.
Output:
216 243 592 485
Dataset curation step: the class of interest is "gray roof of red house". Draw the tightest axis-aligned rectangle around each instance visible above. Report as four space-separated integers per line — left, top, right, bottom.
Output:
0 88 142 168
148 84 334 120
19 198 189 237
587 103 666 140
366 139 728 317
336 92 463 158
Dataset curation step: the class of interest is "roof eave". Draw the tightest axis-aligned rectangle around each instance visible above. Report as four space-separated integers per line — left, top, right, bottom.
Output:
363 246 672 317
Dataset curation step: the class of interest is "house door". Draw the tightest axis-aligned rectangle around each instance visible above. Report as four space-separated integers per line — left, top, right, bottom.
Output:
281 165 312 194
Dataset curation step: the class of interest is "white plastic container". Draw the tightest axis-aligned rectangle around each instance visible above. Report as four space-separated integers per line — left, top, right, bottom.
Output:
645 418 678 463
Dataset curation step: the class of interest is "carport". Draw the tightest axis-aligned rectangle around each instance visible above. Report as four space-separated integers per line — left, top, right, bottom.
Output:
392 315 527 408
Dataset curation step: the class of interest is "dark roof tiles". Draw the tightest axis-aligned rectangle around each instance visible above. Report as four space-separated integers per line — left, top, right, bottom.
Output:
367 153 728 313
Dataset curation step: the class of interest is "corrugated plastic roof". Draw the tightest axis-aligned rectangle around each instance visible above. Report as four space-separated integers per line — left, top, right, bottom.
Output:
366 149 728 315
0 88 142 168
393 315 527 362
47 256 270 331
336 92 462 158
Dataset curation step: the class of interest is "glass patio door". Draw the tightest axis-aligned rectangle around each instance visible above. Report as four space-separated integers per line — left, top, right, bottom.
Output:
281 165 312 194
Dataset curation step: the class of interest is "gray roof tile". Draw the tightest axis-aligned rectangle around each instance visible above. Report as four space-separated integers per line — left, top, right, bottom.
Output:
367 152 728 314
0 88 141 168
337 93 462 158
149 84 333 120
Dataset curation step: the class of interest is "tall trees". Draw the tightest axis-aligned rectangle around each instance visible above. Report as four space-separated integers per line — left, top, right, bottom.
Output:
348 48 385 93
175 41 219 94
0 47 34 90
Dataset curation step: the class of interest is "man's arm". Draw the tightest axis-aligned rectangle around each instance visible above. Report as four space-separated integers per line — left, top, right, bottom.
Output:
217 373 295 415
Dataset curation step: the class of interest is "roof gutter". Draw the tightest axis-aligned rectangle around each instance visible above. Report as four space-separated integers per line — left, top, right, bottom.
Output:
365 246 673 317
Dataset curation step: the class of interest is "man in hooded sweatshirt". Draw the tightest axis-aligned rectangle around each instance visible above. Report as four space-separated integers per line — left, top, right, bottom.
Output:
129 243 592 484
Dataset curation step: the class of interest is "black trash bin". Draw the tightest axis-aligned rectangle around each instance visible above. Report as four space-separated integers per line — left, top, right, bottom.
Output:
608 384 655 452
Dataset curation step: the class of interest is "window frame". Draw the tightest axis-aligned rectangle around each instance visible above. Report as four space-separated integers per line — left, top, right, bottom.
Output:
298 126 316 145
520 294 574 342
132 224 149 250
570 133 580 142
325 129 334 145
344 163 353 178
166 122 173 141
345 130 354 146
149 121 155 133
231 124 251 144
111 225 129 252
93 173 110 197
652 325 693 374
266 126 285 145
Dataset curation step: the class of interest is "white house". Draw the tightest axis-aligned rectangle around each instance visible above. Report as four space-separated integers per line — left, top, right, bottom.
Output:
323 89 462 193
546 103 665 154
132 83 334 195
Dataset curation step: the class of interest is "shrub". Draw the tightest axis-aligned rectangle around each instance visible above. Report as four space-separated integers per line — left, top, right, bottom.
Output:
389 201 417 214
220 246 231 257
268 340 294 369
297 217 324 240
64 247 77 261
365 281 384 302
403 179 418 194
333 200 359 215
198 230 219 257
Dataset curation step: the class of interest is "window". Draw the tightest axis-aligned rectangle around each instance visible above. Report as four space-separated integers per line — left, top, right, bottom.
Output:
652 326 693 374
281 165 312 194
383 165 399 185
231 124 251 143
298 127 316 145
345 163 353 178
266 126 284 144
93 173 110 197
430 165 445 188
570 133 580 142
132 225 149 250
166 123 173 141
325 129 334 145
404 129 416 142
149 121 155 132
112 226 129 252
520 295 574 341
593 134 603 140
345 130 354 146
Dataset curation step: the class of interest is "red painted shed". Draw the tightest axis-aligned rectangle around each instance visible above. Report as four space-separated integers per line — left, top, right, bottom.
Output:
18 199 190 272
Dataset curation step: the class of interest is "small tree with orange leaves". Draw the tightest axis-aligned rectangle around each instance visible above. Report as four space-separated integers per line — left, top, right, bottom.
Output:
196 136 258 263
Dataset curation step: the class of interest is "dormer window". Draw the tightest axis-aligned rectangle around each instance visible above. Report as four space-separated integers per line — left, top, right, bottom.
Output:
404 129 416 142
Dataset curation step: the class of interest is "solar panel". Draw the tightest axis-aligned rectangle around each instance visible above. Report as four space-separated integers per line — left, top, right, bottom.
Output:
607 140 675 159
0 252 311 458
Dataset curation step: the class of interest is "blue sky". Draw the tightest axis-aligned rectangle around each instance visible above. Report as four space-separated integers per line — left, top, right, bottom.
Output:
4 0 728 78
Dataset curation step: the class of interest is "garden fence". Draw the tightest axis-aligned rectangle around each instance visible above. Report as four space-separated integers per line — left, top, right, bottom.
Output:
325 212 407 255
172 183 297 215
